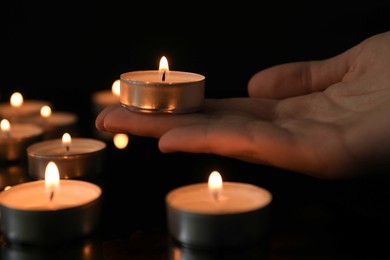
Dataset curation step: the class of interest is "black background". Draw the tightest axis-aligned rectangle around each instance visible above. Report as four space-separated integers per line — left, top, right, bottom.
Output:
1 1 390 259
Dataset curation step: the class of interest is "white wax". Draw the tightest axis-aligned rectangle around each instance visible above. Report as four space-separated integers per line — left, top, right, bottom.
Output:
0 180 101 210
121 70 205 85
0 123 43 140
27 138 106 156
167 182 272 215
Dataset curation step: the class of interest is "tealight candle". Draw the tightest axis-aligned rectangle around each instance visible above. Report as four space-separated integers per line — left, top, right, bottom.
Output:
91 79 121 115
120 56 205 114
26 105 79 139
166 171 272 250
0 161 102 245
26 133 106 180
0 92 51 123
0 119 44 162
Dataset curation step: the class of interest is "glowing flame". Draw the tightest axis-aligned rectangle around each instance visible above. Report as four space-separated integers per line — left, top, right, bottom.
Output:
62 132 71 151
45 161 60 192
159 56 169 71
159 56 169 81
10 92 23 108
40 105 52 118
113 133 129 149
1 119 11 133
111 79 121 97
208 171 223 200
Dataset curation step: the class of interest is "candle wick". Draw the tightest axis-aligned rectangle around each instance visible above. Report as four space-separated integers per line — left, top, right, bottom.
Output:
66 145 70 152
49 191 55 201
162 71 166 82
212 191 219 201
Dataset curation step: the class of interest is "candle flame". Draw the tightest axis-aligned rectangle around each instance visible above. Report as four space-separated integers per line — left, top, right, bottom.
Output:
1 119 11 133
159 56 169 71
159 56 169 82
45 161 60 194
62 132 72 151
113 133 129 149
111 79 121 96
10 92 23 108
208 171 223 200
40 105 52 118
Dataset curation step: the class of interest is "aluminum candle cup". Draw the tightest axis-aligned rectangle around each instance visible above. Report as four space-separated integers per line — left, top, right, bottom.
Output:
0 179 102 246
120 70 205 114
0 123 43 162
166 182 272 250
26 138 106 180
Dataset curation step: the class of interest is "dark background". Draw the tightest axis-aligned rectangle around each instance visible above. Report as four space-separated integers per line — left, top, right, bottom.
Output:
1 1 390 259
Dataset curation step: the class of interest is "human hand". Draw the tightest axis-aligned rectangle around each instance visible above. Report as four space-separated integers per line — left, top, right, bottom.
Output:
96 31 390 179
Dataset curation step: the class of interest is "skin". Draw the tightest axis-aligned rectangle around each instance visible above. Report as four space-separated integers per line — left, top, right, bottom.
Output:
96 31 390 180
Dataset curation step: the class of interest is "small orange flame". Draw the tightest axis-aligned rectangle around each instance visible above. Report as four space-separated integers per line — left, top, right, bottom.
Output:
159 56 169 71
111 79 121 97
0 119 11 133
45 161 60 192
40 105 52 118
10 92 23 108
62 133 71 151
208 171 223 200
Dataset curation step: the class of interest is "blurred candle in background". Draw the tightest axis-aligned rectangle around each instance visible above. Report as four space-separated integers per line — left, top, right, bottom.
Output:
0 119 43 162
24 105 79 139
27 133 106 180
0 92 50 123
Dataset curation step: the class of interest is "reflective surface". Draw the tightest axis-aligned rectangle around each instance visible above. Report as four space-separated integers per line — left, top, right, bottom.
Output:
1 132 390 259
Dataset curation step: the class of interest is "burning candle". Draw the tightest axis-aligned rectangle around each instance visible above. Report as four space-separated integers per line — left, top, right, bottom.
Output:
91 79 121 114
0 92 50 123
166 171 272 250
120 56 205 114
26 133 106 180
25 105 79 139
0 119 43 162
0 161 102 245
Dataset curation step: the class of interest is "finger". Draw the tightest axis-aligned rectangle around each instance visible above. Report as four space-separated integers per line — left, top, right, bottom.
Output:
95 105 120 131
248 50 353 99
96 98 278 137
159 114 362 179
159 119 303 170
98 105 210 138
